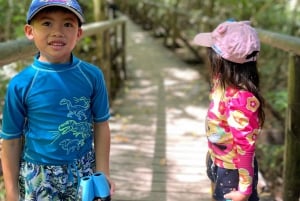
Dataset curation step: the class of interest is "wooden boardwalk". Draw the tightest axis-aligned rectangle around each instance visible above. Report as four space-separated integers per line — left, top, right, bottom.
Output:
109 19 212 201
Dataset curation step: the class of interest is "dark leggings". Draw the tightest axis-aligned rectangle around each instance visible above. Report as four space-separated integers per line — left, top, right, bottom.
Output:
206 154 259 201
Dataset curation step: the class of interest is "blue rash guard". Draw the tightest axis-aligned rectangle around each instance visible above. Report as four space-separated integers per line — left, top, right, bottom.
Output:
1 55 110 165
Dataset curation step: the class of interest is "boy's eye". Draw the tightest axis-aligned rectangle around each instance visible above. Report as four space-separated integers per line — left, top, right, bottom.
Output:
42 21 51 26
64 22 74 27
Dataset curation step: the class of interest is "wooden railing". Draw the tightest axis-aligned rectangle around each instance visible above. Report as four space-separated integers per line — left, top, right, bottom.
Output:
0 16 127 99
119 1 300 54
116 1 300 200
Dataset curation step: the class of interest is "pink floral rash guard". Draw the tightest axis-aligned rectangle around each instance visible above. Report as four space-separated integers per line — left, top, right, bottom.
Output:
206 83 260 195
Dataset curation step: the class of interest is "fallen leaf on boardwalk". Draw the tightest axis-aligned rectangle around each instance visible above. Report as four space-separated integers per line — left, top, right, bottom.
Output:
160 158 167 166
113 135 129 143
122 117 129 123
184 132 199 137
121 125 128 130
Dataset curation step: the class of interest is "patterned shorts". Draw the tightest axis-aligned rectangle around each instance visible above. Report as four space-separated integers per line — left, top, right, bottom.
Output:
206 154 259 201
19 150 95 201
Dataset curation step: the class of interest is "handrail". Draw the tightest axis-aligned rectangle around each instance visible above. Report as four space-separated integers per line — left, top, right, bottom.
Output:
0 38 35 66
82 16 126 37
125 0 300 56
257 29 300 55
0 16 127 66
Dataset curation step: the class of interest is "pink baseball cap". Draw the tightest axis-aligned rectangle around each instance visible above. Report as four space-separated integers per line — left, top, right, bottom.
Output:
193 21 260 64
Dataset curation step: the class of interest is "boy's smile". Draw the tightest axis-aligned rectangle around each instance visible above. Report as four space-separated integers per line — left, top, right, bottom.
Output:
48 39 67 51
24 9 82 64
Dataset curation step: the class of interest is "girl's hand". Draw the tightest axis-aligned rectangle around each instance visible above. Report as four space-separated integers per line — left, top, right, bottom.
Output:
224 189 249 201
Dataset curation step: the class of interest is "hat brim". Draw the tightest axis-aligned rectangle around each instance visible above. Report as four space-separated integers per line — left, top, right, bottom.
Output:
193 33 213 47
28 4 84 24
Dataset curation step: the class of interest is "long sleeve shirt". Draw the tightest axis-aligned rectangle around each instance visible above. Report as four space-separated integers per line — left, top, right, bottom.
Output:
206 83 260 195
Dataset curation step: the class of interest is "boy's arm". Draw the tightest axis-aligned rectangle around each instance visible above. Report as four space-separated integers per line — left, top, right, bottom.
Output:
1 138 22 201
94 121 115 194
94 121 111 175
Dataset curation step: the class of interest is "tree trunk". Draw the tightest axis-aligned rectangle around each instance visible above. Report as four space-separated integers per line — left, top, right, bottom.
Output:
283 1 300 200
283 54 300 201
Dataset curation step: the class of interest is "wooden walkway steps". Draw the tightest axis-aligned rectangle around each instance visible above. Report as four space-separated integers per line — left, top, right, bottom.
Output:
109 19 212 201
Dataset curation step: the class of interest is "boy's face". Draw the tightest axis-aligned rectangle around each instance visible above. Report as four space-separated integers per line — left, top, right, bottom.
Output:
24 8 83 64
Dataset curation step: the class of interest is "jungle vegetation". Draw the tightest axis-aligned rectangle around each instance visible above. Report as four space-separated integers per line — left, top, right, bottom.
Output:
0 0 299 200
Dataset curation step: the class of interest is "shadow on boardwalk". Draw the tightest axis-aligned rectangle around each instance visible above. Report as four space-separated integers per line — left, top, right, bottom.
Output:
109 19 212 201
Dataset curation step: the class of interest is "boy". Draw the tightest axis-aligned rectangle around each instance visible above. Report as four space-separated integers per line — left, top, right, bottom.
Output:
1 0 115 200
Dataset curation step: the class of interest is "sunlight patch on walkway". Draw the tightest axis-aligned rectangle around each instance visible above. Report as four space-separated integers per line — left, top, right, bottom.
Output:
164 67 200 82
166 106 207 136
132 32 147 44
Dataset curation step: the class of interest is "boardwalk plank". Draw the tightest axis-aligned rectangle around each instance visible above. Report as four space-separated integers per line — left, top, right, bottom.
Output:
110 19 211 201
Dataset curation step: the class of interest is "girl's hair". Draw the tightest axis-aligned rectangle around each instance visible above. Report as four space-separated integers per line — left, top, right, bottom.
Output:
207 47 265 127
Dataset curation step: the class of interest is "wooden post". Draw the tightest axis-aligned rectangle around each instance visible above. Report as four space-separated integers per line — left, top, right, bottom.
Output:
93 0 111 98
171 0 180 48
93 0 101 22
103 29 111 102
121 23 127 79
164 8 170 46
283 54 300 201
171 8 177 48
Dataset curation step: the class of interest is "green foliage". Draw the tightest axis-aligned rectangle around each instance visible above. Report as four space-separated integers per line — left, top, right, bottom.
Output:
257 144 284 183
0 0 299 197
79 37 94 53
78 0 95 23
0 176 4 201
0 0 31 40
0 76 9 101
0 62 28 116
259 45 289 120
265 91 288 114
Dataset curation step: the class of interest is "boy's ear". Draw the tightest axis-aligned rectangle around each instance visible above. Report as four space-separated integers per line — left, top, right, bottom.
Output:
77 27 83 41
24 24 34 40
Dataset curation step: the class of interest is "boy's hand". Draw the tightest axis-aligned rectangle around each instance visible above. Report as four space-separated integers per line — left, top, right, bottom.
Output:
107 176 116 195
224 189 249 201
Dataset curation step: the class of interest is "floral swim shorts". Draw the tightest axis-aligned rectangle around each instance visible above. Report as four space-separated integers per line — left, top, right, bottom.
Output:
19 150 95 201
206 154 259 201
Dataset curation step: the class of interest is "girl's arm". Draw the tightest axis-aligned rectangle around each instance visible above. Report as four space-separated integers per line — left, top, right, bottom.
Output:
1 138 22 201
227 91 260 195
93 121 115 194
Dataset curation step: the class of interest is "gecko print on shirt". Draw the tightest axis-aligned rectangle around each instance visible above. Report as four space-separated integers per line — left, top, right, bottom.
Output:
51 97 92 155
60 97 90 120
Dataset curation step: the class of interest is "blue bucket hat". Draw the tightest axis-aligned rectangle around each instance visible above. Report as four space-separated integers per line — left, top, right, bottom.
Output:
26 0 85 24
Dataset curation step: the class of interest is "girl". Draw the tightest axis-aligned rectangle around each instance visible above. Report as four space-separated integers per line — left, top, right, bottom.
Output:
193 21 265 201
